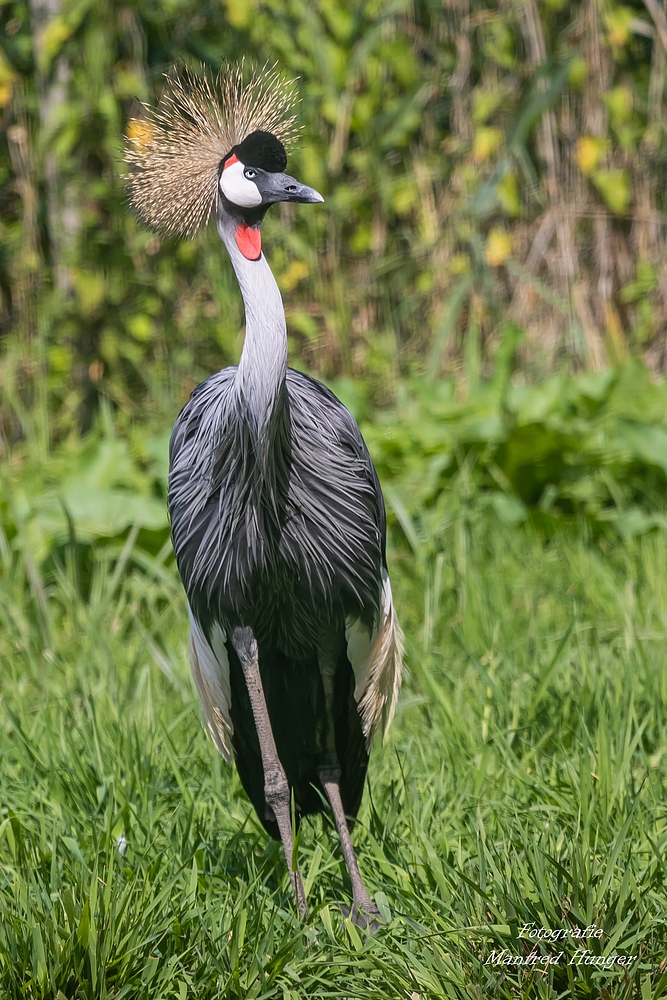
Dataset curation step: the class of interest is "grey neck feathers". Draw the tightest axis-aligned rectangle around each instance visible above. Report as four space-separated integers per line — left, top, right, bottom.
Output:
217 211 287 446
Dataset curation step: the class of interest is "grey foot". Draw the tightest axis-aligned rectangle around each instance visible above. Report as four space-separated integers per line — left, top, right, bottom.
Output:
340 900 383 935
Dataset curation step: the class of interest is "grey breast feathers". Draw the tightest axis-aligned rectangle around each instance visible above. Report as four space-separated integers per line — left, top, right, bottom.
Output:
170 366 385 620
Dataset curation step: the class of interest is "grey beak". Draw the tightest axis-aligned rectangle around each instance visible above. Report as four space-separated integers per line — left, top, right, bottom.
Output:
260 172 324 206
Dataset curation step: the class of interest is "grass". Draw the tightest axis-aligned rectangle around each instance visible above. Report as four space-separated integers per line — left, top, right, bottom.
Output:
1 487 666 1000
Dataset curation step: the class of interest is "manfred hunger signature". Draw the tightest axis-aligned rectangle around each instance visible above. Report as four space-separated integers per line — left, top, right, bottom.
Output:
484 923 638 971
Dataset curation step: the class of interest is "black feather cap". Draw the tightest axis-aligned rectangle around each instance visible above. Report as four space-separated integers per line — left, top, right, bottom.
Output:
230 130 288 172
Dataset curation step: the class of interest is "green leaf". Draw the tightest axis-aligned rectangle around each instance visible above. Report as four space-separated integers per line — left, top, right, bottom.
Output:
62 836 87 868
38 17 71 70
32 925 47 985
616 421 667 477
487 492 527 526
77 902 90 948
496 173 520 216
592 169 631 214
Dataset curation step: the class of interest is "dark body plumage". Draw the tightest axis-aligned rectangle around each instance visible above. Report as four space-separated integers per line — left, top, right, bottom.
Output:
169 367 386 837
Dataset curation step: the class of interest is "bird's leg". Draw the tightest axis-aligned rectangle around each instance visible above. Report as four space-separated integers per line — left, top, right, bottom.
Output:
319 771 380 924
317 651 380 926
231 626 308 918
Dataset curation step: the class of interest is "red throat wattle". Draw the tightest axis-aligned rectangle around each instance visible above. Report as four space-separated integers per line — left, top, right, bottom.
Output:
235 223 262 261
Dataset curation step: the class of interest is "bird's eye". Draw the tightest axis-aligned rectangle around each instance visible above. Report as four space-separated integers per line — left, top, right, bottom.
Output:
244 168 257 179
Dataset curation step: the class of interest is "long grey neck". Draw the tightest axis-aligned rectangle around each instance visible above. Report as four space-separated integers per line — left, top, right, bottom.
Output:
217 211 287 443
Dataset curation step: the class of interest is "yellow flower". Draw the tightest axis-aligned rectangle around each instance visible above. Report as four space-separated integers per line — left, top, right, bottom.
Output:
127 119 154 149
473 127 503 164
0 49 15 109
485 228 512 267
281 260 309 292
575 136 606 176
604 8 634 48
222 0 255 30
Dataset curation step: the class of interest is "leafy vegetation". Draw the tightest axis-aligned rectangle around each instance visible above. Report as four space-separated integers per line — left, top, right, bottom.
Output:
366 358 667 542
1 458 667 998
2 0 667 995
3 0 667 434
5 353 667 577
2 361 667 997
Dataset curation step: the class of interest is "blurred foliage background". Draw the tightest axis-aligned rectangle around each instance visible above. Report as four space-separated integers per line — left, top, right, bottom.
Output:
3 0 667 407
2 0 667 564
2 5 667 994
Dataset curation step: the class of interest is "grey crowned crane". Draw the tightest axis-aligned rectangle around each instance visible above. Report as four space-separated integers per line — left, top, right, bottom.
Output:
126 65 404 923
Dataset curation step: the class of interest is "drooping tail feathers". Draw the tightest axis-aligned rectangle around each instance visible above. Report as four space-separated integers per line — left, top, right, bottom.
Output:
345 568 405 746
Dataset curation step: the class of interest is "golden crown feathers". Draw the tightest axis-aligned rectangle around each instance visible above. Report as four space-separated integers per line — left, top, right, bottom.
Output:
125 63 300 238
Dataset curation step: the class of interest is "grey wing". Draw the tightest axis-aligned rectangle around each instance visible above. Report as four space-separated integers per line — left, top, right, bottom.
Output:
285 370 385 616
168 366 239 568
286 370 404 743
170 370 238 762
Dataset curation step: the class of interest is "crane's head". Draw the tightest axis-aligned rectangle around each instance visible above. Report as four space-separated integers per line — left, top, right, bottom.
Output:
218 129 322 260
125 63 323 260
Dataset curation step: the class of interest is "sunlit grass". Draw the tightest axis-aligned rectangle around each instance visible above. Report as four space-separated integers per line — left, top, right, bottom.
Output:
1 499 666 999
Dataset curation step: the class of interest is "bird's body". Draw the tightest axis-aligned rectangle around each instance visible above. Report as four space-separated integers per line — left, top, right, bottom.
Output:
126 66 403 921
170 365 386 835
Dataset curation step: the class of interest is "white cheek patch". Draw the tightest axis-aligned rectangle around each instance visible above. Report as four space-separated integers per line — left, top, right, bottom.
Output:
219 160 262 208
